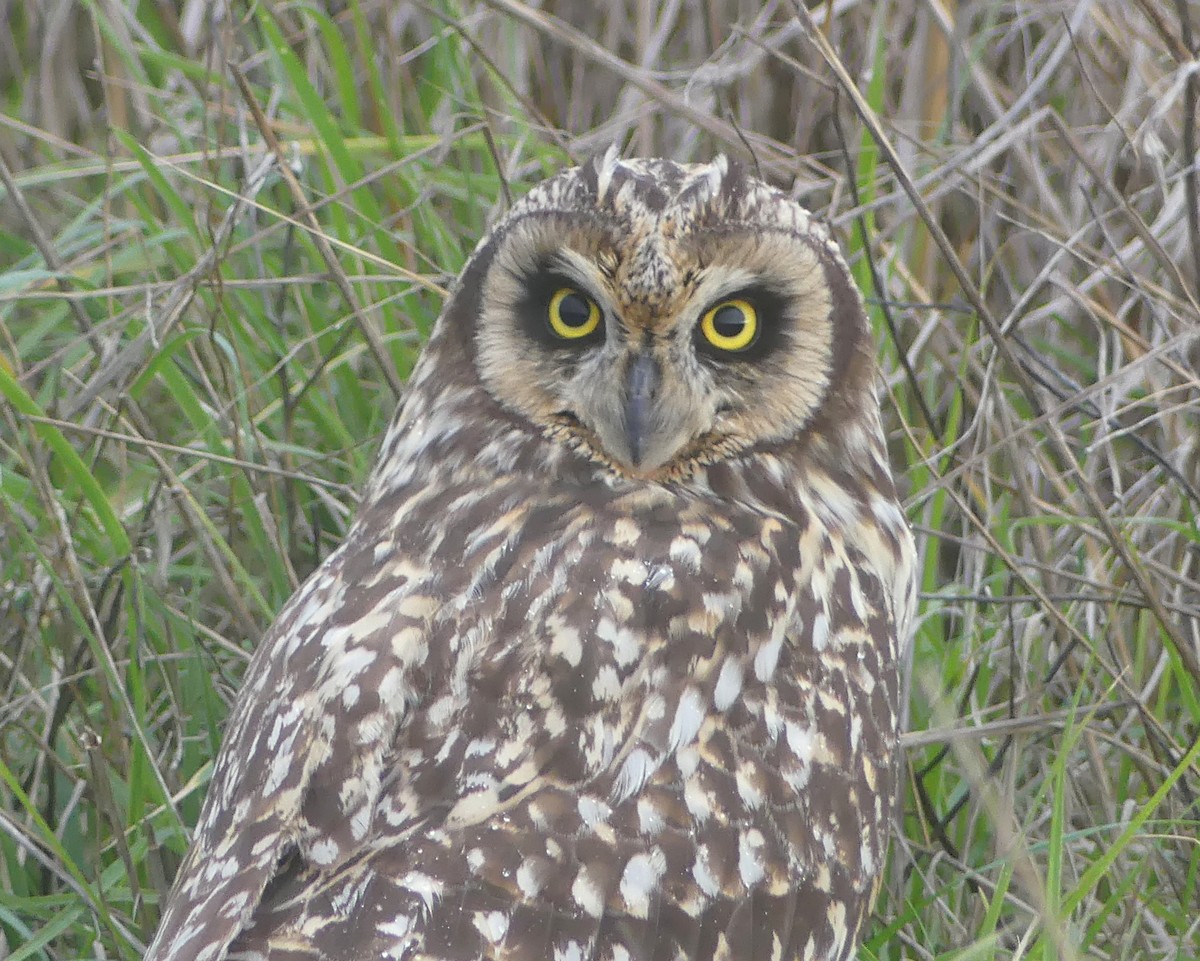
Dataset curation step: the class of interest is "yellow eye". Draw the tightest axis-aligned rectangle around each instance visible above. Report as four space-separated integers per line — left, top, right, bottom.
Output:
699 299 758 352
547 287 601 339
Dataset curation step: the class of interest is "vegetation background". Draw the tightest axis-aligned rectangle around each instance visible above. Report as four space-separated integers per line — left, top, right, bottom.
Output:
2 1 1198 958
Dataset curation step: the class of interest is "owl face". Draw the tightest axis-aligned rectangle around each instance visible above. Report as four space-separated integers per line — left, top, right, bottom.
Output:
462 154 870 479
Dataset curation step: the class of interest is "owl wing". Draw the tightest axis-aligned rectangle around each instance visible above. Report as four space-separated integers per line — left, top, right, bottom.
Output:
144 512 432 961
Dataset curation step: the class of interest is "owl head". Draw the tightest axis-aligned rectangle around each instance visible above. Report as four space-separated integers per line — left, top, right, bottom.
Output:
389 151 882 486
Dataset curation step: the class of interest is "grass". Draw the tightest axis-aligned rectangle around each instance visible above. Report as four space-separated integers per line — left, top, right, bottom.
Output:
2 1 1198 959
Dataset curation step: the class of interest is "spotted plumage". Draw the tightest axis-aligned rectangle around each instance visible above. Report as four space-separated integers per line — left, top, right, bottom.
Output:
146 152 917 961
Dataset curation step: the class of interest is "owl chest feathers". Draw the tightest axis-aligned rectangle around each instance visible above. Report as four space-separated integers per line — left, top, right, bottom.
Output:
270 454 907 872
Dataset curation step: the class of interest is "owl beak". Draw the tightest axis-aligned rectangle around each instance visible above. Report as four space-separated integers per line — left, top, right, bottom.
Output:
624 353 661 467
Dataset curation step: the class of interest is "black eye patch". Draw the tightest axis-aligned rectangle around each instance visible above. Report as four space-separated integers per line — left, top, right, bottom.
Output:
693 285 790 363
514 261 606 349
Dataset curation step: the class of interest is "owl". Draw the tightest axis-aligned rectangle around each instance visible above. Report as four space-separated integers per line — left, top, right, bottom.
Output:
145 151 916 961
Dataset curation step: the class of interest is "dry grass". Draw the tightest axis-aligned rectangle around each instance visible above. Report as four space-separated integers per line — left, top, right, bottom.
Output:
1 1 1198 959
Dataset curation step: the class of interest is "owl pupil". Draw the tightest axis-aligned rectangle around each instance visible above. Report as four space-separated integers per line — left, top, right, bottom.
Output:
559 293 592 328
713 304 747 337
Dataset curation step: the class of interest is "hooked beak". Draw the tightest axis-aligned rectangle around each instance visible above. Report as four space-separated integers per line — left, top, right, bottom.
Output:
624 353 661 467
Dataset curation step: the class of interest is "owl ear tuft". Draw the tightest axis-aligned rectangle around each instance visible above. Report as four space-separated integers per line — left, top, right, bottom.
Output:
583 145 622 206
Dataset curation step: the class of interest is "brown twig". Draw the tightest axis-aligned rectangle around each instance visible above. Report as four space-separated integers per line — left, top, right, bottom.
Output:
1173 0 1200 300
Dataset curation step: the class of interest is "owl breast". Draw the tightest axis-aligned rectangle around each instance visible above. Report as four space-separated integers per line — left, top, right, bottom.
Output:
227 460 903 961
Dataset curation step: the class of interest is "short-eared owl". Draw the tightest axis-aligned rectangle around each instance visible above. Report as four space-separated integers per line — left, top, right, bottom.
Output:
146 152 916 961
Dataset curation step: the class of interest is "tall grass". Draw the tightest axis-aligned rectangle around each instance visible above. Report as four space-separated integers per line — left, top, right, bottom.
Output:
2 2 1198 959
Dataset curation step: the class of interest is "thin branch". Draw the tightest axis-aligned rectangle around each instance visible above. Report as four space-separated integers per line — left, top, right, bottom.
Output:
228 60 405 400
